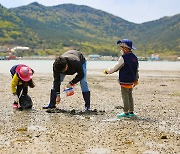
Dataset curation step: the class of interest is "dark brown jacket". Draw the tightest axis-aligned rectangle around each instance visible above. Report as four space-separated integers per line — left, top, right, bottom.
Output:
53 50 86 94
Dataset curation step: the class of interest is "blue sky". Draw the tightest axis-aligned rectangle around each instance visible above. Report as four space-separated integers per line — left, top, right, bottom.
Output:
0 0 179 23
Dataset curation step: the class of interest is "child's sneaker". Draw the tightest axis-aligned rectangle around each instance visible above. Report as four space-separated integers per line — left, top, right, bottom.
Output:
117 112 129 118
129 112 135 117
13 102 19 109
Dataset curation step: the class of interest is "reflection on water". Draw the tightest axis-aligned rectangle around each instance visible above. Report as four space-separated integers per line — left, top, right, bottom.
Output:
102 118 118 122
86 147 111 154
0 60 180 74
143 150 161 154
28 125 46 131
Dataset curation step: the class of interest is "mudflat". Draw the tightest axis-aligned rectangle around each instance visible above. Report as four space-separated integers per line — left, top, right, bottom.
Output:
0 70 179 154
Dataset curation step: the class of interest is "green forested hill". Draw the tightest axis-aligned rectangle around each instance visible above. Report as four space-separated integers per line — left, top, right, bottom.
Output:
0 4 38 47
136 14 180 56
0 2 179 56
11 2 138 55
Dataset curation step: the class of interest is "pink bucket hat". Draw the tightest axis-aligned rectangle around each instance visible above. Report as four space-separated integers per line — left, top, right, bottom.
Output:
16 65 33 81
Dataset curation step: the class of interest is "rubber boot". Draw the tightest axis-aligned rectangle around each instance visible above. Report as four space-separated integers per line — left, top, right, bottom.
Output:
43 89 56 109
82 91 90 110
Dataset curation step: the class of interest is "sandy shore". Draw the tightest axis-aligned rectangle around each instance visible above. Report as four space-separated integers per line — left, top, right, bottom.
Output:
0 70 180 154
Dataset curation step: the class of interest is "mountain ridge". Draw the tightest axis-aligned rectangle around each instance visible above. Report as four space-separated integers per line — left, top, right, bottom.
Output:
0 2 179 57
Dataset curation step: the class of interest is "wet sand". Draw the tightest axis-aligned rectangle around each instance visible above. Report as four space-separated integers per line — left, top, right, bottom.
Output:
0 70 180 154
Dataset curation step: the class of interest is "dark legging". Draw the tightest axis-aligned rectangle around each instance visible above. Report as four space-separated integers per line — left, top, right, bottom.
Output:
121 86 134 113
17 85 28 97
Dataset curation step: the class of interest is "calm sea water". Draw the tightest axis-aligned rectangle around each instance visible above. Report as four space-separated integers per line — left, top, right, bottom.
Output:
0 60 180 74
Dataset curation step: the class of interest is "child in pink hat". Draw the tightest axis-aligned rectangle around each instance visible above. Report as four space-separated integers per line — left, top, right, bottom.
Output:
10 64 35 110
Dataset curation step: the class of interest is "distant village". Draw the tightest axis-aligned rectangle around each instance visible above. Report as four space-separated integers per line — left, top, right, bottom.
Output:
0 46 180 61
0 45 29 60
87 54 180 61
